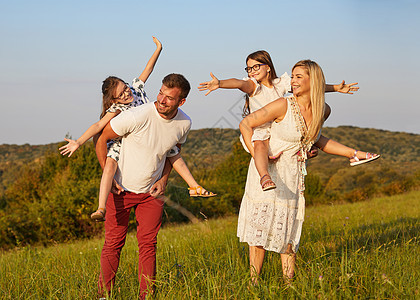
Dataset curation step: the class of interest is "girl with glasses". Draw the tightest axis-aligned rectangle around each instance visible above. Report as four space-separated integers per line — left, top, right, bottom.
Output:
199 50 379 192
60 37 215 222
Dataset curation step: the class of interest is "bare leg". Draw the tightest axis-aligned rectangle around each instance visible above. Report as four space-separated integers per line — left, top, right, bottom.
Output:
169 154 198 187
249 245 265 284
280 244 296 282
254 140 276 191
169 154 216 197
253 140 270 178
91 157 118 221
315 135 379 164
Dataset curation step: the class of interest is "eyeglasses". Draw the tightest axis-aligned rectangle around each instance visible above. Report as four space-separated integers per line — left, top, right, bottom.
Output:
245 63 266 73
115 82 131 100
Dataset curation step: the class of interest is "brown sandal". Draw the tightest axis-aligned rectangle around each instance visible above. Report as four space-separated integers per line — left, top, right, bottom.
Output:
91 208 106 222
260 174 276 191
189 186 217 197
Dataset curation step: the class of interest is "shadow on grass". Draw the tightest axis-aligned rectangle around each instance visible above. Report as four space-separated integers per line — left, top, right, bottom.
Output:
320 217 419 254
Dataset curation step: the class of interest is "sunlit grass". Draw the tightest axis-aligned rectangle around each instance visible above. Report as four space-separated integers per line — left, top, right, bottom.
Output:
1 190 419 299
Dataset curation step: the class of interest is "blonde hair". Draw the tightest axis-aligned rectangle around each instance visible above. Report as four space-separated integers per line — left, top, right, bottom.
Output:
292 60 326 143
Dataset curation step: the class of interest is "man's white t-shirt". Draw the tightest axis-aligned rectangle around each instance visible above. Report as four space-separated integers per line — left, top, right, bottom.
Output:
110 102 192 193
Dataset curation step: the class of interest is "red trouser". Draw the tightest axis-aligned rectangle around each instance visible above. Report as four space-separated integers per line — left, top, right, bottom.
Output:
98 191 164 298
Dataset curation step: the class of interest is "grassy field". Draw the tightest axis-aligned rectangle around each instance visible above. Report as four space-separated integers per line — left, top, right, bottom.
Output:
1 191 419 299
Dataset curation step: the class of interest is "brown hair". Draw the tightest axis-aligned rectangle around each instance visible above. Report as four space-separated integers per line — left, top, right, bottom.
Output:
243 50 278 116
162 73 191 100
292 60 326 143
100 76 124 118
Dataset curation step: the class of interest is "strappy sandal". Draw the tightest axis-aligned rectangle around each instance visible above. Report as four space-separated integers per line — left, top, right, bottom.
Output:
189 186 217 197
260 174 276 191
349 150 381 166
91 208 106 222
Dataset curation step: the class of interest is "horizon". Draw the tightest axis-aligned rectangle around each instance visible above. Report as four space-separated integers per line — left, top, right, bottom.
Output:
0 125 417 146
1 0 419 145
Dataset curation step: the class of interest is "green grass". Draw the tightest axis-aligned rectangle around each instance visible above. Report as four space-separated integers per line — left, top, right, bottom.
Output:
1 191 419 299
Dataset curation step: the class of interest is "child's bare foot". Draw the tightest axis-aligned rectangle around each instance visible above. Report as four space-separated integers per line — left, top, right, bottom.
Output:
349 150 380 166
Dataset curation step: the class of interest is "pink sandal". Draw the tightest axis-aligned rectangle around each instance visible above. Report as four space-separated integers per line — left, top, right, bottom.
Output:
350 150 380 166
260 174 276 191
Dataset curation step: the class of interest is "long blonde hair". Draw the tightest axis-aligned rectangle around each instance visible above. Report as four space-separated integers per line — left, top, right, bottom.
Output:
292 60 326 143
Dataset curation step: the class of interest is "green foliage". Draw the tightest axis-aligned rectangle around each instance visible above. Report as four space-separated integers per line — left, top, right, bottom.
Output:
304 173 323 205
0 126 419 249
164 139 250 223
0 142 102 249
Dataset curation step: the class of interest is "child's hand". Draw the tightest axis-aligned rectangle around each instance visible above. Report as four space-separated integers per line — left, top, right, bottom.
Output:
152 36 162 49
336 80 359 94
59 138 80 157
269 151 283 161
198 73 220 96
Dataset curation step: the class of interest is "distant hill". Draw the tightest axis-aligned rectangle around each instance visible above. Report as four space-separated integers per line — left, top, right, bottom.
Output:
0 126 418 249
0 126 418 195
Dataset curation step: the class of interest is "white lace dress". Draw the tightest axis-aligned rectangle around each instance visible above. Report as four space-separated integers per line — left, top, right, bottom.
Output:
237 96 312 253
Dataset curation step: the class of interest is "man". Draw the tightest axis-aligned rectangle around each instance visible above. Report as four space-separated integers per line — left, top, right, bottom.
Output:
95 73 192 299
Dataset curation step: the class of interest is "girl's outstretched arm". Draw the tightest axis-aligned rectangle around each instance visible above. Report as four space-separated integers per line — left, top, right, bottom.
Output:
138 36 163 83
325 80 359 94
198 73 255 96
59 111 119 157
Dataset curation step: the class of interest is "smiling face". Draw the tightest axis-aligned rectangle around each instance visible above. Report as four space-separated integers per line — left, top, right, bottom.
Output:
246 58 271 83
291 66 310 97
155 84 185 119
113 81 133 105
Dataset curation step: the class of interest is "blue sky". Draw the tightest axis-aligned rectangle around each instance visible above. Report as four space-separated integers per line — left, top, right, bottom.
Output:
1 0 419 145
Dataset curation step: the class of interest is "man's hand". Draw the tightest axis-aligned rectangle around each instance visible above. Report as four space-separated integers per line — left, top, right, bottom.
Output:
111 179 124 195
150 178 167 197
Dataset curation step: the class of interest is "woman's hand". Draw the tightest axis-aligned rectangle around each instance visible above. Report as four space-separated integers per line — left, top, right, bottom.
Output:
336 80 359 94
59 138 80 157
198 73 220 96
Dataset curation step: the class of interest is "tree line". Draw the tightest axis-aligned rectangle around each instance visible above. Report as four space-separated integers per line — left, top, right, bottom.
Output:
0 127 418 249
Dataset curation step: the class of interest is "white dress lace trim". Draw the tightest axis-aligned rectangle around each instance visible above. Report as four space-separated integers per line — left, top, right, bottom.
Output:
237 96 311 253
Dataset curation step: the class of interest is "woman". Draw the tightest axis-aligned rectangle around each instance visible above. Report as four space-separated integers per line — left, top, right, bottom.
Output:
238 59 377 283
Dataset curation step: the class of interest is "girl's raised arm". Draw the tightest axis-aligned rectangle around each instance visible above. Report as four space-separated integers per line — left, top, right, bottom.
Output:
198 73 255 96
59 111 119 157
138 36 163 83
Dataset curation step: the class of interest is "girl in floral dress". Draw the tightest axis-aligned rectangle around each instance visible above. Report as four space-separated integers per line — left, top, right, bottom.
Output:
60 37 215 221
